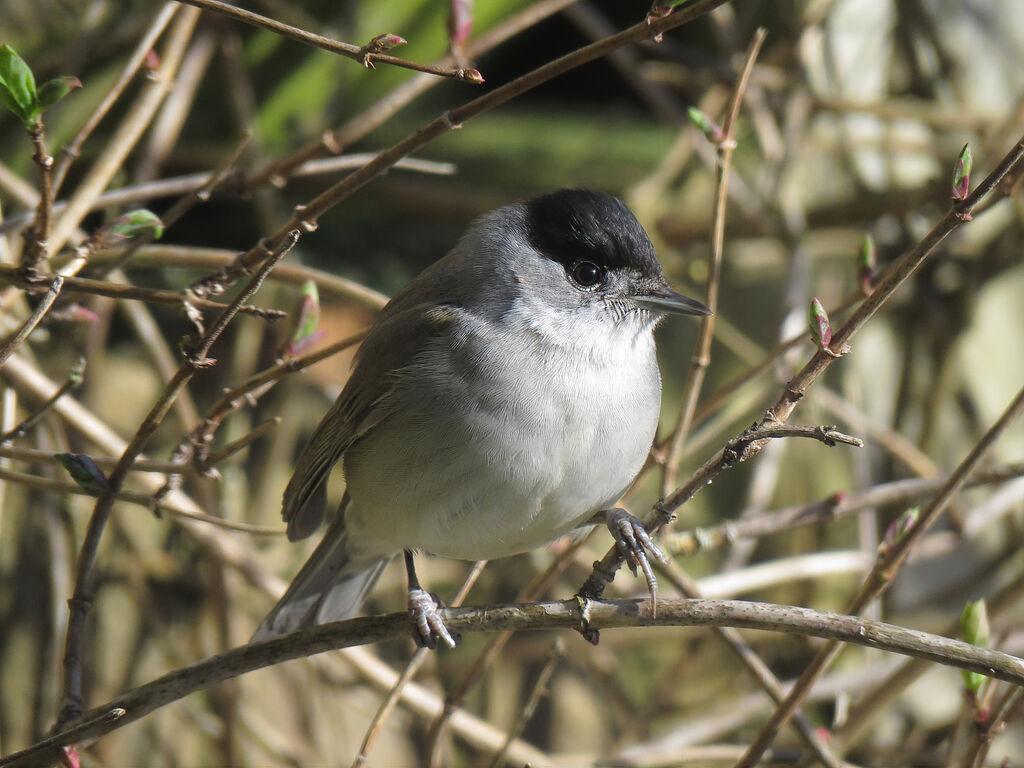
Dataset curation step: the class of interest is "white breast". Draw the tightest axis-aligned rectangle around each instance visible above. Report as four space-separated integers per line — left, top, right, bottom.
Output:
342 297 662 562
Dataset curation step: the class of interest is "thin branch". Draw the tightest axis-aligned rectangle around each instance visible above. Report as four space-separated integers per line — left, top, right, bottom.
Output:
50 3 180 194
158 328 367 495
0 445 191 475
55 232 297 727
175 0 480 82
21 121 55 276
189 0 731 297
0 156 456 236
6 597 1024 768
47 7 201 260
657 561 843 767
243 0 575 190
579 420 862 600
579 130 1024 607
660 28 767 497
487 638 562 768
350 561 487 768
661 461 1024 558
198 416 280 471
0 276 64 367
735 381 1024 767
0 357 84 442
88 245 389 309
0 467 280 535
0 264 284 319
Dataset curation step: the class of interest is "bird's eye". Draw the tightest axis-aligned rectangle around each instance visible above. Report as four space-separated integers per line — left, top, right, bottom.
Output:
570 260 605 288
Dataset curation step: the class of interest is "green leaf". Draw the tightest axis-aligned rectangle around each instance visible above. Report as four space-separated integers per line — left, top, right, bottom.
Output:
0 44 39 123
106 209 165 241
37 75 82 108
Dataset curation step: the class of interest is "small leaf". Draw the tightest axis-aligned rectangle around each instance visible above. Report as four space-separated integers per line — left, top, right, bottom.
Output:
103 209 164 242
960 600 990 693
0 44 38 123
808 297 832 349
285 280 323 356
57 453 111 495
37 75 82 108
686 106 724 144
951 143 972 202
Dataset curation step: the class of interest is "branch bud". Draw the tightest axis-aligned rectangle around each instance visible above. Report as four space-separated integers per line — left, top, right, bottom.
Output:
951 143 972 202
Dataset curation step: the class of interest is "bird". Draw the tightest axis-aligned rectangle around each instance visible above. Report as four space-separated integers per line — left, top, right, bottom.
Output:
253 188 711 647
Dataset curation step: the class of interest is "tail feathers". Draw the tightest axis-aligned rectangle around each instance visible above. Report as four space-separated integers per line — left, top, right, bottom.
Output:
252 520 391 642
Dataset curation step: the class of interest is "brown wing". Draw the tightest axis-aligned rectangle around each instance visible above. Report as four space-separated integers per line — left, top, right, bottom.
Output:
281 304 457 540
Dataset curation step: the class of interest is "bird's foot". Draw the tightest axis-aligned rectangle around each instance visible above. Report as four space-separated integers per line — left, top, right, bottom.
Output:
408 587 458 649
600 507 670 614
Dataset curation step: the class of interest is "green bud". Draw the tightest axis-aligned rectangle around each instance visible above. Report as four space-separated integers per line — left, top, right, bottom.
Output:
105 209 164 242
808 297 832 349
686 106 724 144
285 280 323 356
37 75 81 108
952 143 972 202
960 599 990 693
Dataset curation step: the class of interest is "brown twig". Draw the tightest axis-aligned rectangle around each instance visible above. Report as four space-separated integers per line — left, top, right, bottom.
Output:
46 7 201 261
189 0 731 297
660 28 767 497
0 156 455 236
175 0 479 82
656 562 843 767
21 121 55 277
350 560 487 768
0 357 84 443
0 467 279 535
50 3 180 194
160 328 368 491
55 231 298 727
661 460 1024 559
579 131 1024 607
198 417 280 471
486 638 563 768
579 420 862 601
241 0 574 190
0 264 284 319
0 445 190 475
0 276 64 367
734 382 1024 767
7 597 1024 768
424 538 585 767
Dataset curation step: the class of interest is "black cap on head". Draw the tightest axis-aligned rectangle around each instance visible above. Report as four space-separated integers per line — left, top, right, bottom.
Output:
523 189 663 280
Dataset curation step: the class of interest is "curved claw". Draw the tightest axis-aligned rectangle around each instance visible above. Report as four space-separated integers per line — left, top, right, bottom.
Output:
603 508 669 616
408 587 457 649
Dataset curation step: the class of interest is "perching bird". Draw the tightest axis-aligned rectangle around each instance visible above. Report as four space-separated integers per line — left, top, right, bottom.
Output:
253 189 710 647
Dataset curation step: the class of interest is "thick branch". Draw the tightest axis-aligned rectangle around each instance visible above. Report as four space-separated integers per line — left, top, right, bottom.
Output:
5 597 1022 768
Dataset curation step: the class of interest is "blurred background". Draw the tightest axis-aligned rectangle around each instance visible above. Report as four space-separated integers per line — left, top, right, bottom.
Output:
1 0 1023 765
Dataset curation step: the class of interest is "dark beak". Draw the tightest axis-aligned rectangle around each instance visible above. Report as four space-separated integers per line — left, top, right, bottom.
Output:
629 286 712 317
